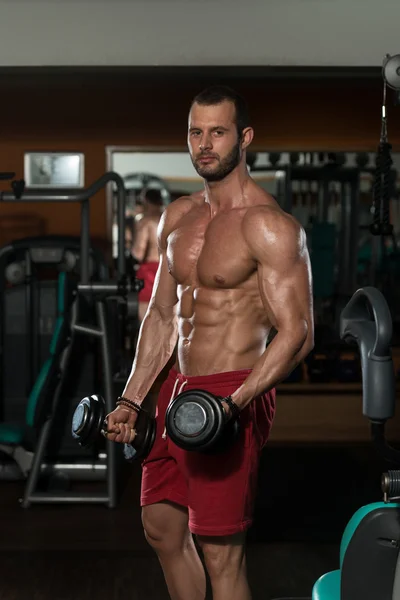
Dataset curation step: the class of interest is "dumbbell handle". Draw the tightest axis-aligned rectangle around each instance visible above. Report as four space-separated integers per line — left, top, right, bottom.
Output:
222 395 241 421
100 419 137 444
100 413 156 463
101 396 143 444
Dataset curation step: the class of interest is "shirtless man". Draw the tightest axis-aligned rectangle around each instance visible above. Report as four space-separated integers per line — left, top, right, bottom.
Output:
132 188 164 321
107 86 314 600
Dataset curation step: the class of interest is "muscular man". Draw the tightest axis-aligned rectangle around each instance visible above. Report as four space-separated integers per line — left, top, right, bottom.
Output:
107 86 314 600
132 188 164 321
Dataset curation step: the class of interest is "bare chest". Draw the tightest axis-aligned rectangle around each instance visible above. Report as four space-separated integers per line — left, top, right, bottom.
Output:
167 212 255 288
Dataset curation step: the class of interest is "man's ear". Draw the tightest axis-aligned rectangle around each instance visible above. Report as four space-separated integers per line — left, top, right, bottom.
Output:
241 127 254 150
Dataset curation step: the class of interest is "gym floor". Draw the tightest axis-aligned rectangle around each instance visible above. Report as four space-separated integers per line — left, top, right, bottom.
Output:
0 445 386 600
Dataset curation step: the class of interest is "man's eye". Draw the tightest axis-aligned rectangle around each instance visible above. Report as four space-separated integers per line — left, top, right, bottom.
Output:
191 131 201 136
214 131 224 136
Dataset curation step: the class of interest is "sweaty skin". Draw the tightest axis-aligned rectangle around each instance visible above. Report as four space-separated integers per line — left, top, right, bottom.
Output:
132 215 160 263
108 187 313 440
107 99 314 443
168 186 312 382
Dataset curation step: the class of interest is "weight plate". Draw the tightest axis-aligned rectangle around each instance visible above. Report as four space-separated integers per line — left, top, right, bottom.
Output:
165 389 224 451
174 402 207 437
71 401 88 437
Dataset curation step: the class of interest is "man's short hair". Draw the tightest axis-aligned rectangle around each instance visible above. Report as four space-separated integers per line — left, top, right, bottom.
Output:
190 85 250 137
144 188 164 206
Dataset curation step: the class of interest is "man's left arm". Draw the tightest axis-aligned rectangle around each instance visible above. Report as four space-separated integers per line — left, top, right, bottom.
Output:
132 219 149 263
231 208 314 410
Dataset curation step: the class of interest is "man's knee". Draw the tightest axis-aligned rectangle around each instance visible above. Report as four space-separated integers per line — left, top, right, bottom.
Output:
197 533 246 579
142 501 191 554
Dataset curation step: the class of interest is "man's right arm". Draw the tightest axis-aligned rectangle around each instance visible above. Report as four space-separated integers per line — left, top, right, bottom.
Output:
121 198 189 404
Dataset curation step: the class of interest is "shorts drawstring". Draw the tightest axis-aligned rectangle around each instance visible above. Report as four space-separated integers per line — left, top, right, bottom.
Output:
162 377 187 440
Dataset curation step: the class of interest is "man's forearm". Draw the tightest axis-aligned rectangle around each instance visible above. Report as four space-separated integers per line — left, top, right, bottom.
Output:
231 329 313 409
121 306 178 404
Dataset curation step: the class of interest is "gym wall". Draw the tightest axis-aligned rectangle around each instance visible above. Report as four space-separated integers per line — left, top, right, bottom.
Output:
0 74 397 243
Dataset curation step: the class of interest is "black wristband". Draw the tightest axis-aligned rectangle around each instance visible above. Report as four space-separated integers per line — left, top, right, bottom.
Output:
222 396 241 421
116 396 142 413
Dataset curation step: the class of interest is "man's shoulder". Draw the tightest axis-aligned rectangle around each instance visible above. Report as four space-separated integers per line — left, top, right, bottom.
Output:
162 193 202 223
243 202 305 253
158 194 200 245
167 194 196 211
244 199 301 231
170 190 204 208
136 215 150 227
140 215 161 228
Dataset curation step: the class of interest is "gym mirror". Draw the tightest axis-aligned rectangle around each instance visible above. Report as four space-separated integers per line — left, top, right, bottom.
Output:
105 146 400 330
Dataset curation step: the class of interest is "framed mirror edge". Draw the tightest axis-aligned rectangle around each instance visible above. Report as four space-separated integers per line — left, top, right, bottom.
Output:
105 144 189 243
105 144 400 243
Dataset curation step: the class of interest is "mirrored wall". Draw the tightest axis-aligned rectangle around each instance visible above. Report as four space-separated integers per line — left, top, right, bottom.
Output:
106 146 400 332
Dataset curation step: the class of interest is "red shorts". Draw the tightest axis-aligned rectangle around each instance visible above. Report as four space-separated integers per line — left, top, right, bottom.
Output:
136 262 158 302
141 367 276 537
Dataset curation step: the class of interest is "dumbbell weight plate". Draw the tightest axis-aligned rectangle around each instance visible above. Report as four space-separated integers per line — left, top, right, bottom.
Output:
174 402 208 437
206 418 240 455
71 395 106 448
72 394 157 461
165 389 225 451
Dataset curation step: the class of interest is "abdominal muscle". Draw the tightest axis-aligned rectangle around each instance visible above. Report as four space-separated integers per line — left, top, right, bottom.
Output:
174 285 270 376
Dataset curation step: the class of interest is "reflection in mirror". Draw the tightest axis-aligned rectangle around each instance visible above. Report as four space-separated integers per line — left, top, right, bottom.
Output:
107 149 200 262
106 147 400 338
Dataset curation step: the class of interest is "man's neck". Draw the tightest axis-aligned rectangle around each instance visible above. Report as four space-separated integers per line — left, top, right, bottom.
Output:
204 164 251 215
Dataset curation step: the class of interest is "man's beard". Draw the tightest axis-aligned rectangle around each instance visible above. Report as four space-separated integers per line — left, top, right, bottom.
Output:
192 140 241 182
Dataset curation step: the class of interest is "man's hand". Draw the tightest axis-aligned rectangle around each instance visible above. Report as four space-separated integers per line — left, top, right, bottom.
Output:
221 401 231 419
221 396 241 421
105 406 138 444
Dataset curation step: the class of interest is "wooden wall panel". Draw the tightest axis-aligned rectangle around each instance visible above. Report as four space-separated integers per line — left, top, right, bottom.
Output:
0 74 398 243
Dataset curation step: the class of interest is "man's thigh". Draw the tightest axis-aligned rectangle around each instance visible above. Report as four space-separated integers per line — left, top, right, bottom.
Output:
141 375 189 509
169 419 262 537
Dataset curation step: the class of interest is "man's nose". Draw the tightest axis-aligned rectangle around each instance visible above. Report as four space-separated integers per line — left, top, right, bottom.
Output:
200 135 212 151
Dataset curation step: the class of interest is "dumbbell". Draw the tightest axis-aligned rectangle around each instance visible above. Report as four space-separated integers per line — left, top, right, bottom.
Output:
71 395 156 461
165 389 240 453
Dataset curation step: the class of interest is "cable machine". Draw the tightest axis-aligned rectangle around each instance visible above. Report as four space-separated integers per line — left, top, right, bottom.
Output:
0 172 142 507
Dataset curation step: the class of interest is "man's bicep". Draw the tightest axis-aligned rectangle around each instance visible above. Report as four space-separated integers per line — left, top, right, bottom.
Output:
149 196 192 318
246 210 313 334
257 256 313 335
150 251 178 319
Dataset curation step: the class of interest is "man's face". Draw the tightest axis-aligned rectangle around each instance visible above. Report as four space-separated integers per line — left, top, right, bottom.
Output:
188 101 242 182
